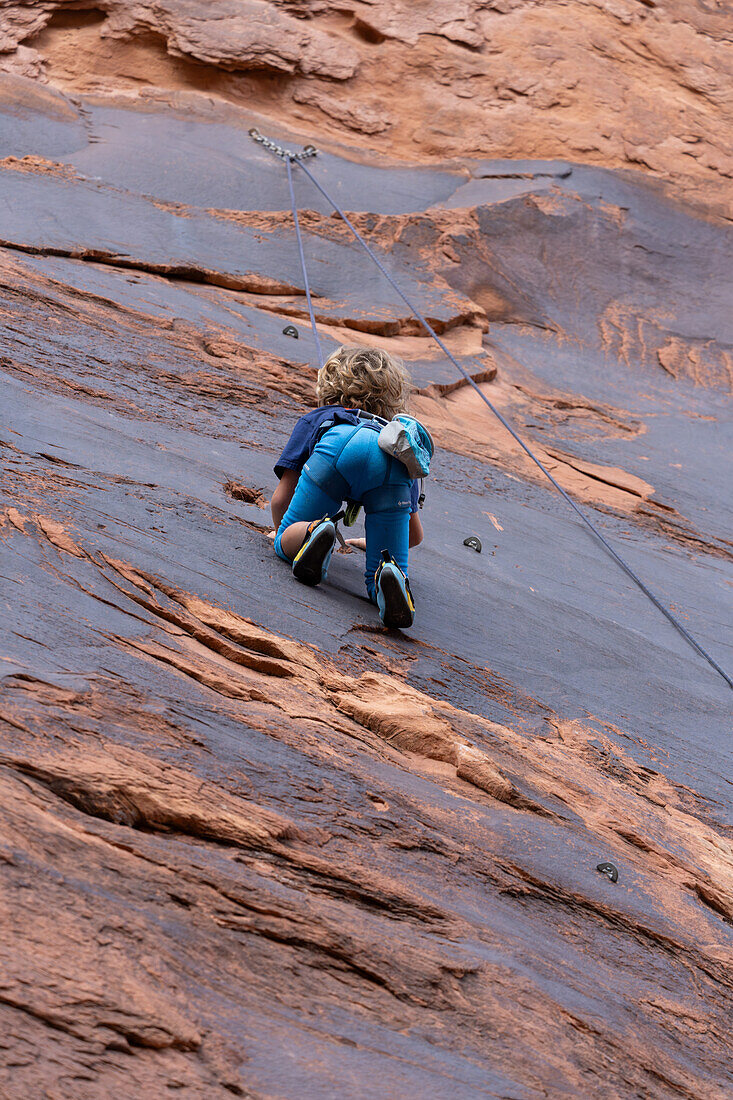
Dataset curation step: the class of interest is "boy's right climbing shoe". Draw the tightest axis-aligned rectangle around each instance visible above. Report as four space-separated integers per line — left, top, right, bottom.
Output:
374 550 415 629
292 517 337 586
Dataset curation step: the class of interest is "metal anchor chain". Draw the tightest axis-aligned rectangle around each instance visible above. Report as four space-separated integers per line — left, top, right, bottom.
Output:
248 128 318 161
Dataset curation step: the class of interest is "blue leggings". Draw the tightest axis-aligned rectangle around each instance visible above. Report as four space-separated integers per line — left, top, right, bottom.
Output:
275 423 413 599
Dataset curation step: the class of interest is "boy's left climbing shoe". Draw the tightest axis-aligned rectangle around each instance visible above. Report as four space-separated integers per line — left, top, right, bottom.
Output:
292 517 337 586
374 550 415 629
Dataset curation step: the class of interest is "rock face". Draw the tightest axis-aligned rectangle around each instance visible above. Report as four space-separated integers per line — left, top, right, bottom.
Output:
1 0 732 216
0 4 732 1098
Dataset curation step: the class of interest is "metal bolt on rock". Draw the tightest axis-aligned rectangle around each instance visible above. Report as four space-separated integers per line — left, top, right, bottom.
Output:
596 861 619 883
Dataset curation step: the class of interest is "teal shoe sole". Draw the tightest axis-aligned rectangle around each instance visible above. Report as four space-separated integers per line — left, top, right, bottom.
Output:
376 562 415 629
292 522 336 586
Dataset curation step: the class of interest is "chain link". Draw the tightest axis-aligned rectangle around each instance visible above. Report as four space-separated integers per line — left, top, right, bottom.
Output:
248 128 318 161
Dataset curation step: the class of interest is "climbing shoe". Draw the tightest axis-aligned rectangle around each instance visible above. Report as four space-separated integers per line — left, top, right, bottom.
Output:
292 517 337 586
374 550 415 629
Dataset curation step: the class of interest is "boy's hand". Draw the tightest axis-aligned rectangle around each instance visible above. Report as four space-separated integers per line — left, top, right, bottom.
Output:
345 537 367 552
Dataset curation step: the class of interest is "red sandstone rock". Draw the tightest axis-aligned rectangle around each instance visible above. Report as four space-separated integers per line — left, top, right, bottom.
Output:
1 0 731 214
0 0 360 78
1 4 732 1097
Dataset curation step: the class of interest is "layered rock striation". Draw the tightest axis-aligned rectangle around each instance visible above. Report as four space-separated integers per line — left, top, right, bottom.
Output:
0 3 732 1097
1 0 732 216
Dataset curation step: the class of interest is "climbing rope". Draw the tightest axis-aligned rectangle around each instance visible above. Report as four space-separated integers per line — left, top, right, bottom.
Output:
250 127 323 366
252 130 732 691
285 156 324 368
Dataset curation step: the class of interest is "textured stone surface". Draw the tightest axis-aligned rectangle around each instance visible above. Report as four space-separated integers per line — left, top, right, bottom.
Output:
0 4 732 1097
0 0 360 77
1 1 731 214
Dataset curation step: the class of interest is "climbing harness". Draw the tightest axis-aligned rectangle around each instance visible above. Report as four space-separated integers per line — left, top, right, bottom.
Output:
315 409 431 509
251 130 732 691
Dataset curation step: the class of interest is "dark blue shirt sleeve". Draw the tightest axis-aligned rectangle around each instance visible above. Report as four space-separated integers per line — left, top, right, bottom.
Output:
274 411 317 479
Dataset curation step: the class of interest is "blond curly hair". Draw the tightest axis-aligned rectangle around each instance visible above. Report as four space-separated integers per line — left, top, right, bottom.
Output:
316 345 411 420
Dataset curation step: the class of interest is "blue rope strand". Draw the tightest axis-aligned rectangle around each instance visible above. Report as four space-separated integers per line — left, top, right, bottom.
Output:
285 155 324 369
296 157 732 691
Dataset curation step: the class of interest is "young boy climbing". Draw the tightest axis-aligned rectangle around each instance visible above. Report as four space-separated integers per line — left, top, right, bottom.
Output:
270 345 426 628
